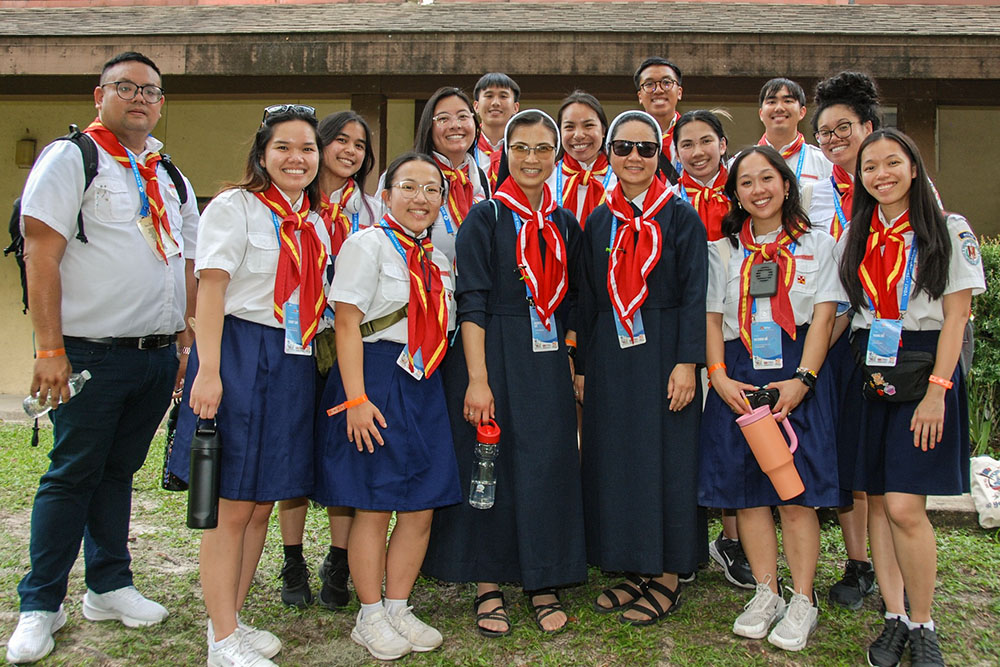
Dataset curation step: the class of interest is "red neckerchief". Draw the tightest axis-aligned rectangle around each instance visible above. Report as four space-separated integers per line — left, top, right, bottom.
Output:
84 118 177 262
605 179 671 338
493 177 568 330
320 179 356 256
759 132 805 160
477 134 501 191
679 165 729 242
859 207 913 320
379 214 449 377
434 156 475 227
253 185 326 346
561 153 610 229
831 164 854 241
737 218 799 353
659 111 681 156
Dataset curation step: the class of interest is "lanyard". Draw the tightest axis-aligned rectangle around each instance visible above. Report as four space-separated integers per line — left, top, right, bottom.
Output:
378 219 408 262
744 241 797 315
350 211 359 234
440 205 455 235
511 211 538 305
269 211 281 239
124 148 150 217
793 146 805 181
556 161 613 205
867 237 918 316
831 176 849 232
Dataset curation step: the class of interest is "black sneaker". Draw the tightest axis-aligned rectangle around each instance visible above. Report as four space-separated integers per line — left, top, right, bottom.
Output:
908 626 945 667
866 617 909 666
708 531 755 589
829 559 876 610
280 556 313 608
318 548 351 609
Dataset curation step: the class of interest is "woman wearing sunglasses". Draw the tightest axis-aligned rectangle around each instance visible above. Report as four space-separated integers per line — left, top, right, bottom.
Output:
573 111 707 626
170 104 328 666
423 111 586 637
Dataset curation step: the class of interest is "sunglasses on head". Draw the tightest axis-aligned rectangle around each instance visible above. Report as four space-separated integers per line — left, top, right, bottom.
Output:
609 140 659 159
261 104 317 125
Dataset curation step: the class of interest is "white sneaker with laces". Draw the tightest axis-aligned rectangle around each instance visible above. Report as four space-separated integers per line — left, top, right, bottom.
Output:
767 590 818 651
386 606 442 652
208 619 282 660
732 579 786 639
350 608 412 661
207 631 277 667
82 586 168 627
5 605 66 664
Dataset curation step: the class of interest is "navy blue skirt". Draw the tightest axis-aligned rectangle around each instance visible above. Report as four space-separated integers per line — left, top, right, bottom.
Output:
169 316 316 502
699 325 848 509
840 329 970 496
827 331 859 495
313 341 461 511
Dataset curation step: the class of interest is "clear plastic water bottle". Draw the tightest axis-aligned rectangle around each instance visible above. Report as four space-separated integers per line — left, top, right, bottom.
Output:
469 419 501 510
23 370 91 418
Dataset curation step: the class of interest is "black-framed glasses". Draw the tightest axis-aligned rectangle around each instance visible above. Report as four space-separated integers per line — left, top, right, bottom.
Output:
638 78 679 94
262 104 317 125
391 180 444 200
609 140 659 158
102 80 164 104
814 120 856 145
508 143 556 158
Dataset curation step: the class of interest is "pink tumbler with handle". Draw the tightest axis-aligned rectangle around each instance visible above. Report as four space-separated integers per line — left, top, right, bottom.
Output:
735 405 805 500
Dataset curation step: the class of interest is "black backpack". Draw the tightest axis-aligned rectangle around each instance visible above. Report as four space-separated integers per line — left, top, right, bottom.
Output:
4 124 189 313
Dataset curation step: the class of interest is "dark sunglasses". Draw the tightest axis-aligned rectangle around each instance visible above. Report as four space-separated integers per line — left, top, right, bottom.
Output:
609 140 659 159
261 104 317 125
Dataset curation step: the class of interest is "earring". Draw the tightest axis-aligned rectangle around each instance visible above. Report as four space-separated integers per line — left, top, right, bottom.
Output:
736 199 743 209
784 191 789 200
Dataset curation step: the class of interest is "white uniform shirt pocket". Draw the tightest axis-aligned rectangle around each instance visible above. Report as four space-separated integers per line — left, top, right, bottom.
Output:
790 258 818 294
246 231 279 274
91 177 135 222
381 261 411 302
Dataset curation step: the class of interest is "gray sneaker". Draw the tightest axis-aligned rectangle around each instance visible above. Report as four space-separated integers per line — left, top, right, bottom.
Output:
350 608 411 661
767 589 818 651
732 579 785 639
386 606 442 652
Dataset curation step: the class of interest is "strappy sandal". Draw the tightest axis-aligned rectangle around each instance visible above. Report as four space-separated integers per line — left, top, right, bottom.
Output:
527 588 568 635
474 589 512 638
619 577 681 626
594 573 647 614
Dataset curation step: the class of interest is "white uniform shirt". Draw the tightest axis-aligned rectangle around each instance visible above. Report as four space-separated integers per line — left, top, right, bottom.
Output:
707 227 843 342
803 175 840 238
473 136 502 176
669 169 724 200
20 136 199 338
331 225 456 343
545 157 618 225
848 211 987 332
195 188 330 329
759 138 832 185
328 182 379 231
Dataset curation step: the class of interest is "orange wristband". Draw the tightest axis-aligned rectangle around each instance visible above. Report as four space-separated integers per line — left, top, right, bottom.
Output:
36 348 66 359
327 393 369 416
707 362 726 378
928 375 953 390
564 338 577 348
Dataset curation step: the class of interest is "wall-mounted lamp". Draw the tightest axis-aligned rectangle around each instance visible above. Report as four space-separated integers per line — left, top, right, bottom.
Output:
16 138 37 169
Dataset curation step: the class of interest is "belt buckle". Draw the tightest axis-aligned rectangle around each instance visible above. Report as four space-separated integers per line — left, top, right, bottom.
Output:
137 335 157 350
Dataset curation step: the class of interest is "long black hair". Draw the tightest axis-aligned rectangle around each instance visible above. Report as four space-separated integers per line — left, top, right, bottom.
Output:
318 111 375 190
555 90 609 161
838 128 950 310
720 146 810 247
413 87 480 159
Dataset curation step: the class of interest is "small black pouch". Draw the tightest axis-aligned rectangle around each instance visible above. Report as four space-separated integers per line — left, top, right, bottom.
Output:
748 262 779 298
851 335 935 403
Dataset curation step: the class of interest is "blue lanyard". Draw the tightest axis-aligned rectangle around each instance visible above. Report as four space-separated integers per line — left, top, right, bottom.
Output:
269 211 281 239
743 241 797 315
867 236 917 316
350 211 359 234
124 148 150 217
378 219 409 263
511 210 538 305
440 205 455 235
793 146 805 181
679 185 689 203
831 176 849 232
556 161 613 206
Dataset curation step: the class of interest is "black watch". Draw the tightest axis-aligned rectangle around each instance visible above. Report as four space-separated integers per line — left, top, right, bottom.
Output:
792 368 817 392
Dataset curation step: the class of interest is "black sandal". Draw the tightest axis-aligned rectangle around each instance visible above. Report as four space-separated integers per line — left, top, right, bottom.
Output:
594 573 647 614
527 588 568 634
619 577 681 626
474 589 512 638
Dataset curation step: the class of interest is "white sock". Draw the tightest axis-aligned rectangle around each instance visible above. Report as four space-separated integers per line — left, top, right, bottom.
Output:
383 598 408 616
906 618 935 632
360 601 383 620
885 611 909 623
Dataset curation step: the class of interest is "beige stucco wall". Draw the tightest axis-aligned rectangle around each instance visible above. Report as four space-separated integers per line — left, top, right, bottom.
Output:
937 107 1000 239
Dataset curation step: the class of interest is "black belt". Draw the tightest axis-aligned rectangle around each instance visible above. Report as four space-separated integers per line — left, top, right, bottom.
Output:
64 334 177 350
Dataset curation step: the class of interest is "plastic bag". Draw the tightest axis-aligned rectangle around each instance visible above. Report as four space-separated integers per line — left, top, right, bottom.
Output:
970 455 1000 529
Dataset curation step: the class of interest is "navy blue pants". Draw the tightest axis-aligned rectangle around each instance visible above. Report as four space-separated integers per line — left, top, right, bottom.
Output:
18 339 177 612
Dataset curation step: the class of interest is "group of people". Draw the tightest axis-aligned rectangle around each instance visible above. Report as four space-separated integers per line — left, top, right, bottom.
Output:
7 51 985 667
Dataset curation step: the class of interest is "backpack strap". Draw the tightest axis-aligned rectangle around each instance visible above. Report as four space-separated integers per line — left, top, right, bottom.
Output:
62 124 98 244
159 154 189 206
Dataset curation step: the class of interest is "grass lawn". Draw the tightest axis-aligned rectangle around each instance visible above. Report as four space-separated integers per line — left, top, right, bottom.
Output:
0 422 998 666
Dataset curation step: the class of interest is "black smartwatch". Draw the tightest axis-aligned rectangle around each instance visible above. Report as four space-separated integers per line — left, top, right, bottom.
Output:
793 367 817 392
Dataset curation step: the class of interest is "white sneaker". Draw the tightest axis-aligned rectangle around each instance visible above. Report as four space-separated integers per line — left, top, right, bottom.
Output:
209 619 282 660
733 579 786 639
5 606 66 664
207 631 277 667
767 590 818 651
350 608 412 661
82 586 168 627
386 606 442 652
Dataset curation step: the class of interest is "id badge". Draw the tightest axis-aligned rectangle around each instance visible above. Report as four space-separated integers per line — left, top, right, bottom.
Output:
614 309 647 348
529 305 559 352
866 318 902 367
283 302 313 356
137 215 181 259
397 347 425 380
751 321 783 370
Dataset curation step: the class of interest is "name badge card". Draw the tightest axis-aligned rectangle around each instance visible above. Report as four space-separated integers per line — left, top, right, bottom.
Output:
283 302 313 356
530 306 559 353
397 347 425 380
866 318 902 367
615 309 647 349
137 215 181 259
751 321 783 370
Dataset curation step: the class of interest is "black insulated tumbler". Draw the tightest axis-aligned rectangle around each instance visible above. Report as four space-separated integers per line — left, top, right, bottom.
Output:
186 418 220 529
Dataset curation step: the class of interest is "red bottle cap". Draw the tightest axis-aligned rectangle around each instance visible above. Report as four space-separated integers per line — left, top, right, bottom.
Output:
476 418 501 444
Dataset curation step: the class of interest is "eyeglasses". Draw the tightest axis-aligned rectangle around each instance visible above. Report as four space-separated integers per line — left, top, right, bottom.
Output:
102 80 164 104
432 112 475 126
609 140 659 159
508 143 556 158
814 121 856 145
392 180 444 200
638 78 679 94
261 104 317 125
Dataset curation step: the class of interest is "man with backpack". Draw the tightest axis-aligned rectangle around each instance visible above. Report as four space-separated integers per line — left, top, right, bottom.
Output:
6 51 199 664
